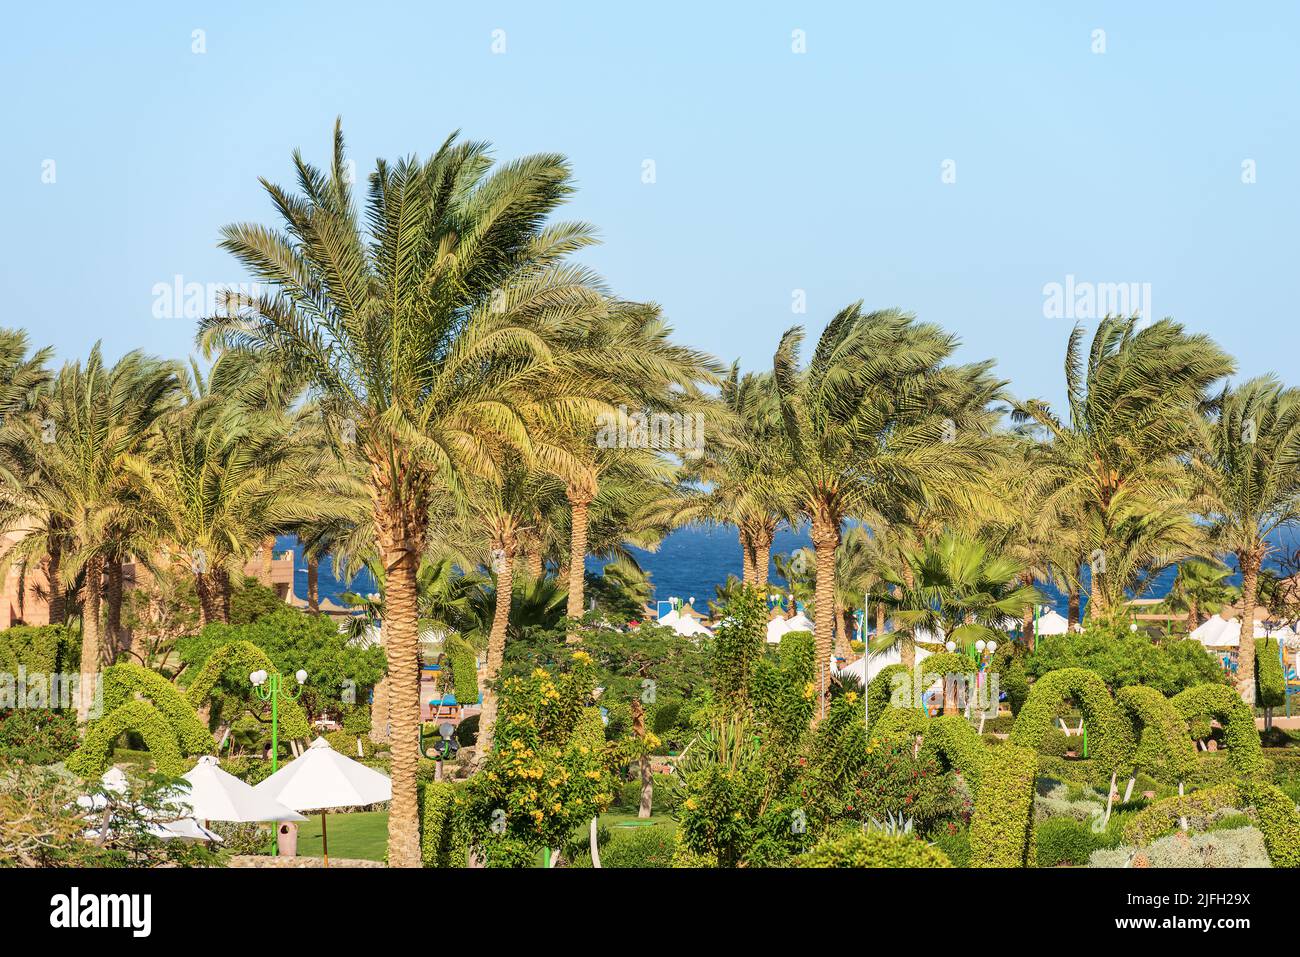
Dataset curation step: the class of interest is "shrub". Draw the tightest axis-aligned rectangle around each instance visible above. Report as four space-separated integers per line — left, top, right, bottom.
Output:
1123 784 1245 845
454 713 479 747
1036 816 1100 867
969 744 1038 867
0 708 79 763
1091 827 1271 868
0 624 79 680
597 826 677 868
1170 684 1265 778
66 699 197 777
851 738 964 835
1011 668 1134 774
1257 636 1285 711
420 779 465 867
793 830 951 868
931 824 971 866
1114 684 1197 784
1028 630 1226 696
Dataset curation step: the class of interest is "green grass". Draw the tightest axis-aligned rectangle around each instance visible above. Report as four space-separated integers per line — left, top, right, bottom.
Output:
295 810 389 862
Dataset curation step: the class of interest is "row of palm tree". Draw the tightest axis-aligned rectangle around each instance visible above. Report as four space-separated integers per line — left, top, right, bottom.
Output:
5 124 1299 864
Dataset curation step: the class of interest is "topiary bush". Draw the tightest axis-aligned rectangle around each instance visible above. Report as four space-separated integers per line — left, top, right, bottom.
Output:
1170 684 1265 778
1036 816 1100 867
1011 668 1135 775
1257 636 1285 712
968 743 1038 867
66 699 197 777
793 830 952 868
420 779 466 867
1114 684 1197 785
184 641 311 740
101 663 213 755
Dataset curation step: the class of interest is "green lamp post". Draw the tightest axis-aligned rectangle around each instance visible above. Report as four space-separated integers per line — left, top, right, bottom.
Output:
250 667 307 773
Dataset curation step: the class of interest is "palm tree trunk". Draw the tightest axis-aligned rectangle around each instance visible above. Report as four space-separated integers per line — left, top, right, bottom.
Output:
565 486 593 637
810 510 840 720
875 600 886 638
524 547 544 581
841 608 857 654
307 558 320 613
476 532 515 757
739 529 755 586
630 697 653 818
1237 549 1262 706
195 571 221 627
259 535 274 586
1068 583 1080 630
1186 598 1198 634
379 530 422 869
215 567 232 622
105 561 124 662
1020 573 1035 652
752 521 774 588
77 555 104 722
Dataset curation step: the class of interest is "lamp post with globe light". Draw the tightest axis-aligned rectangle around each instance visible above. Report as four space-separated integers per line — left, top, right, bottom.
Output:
250 667 307 773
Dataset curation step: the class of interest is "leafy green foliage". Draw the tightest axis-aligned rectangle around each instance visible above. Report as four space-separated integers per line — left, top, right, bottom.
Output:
1010 668 1135 774
1256 635 1285 709
0 624 79 680
1036 816 1101 867
1170 684 1265 777
1027 629 1226 696
66 699 204 777
0 708 79 763
793 830 952 868
1114 684 1197 784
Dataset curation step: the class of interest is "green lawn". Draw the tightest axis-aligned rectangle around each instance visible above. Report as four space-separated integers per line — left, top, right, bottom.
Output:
295 810 389 862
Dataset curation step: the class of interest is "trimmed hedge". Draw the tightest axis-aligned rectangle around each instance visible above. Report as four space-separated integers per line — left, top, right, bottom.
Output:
969 743 1038 867
185 640 310 740
442 633 479 705
793 831 952 868
1122 780 1300 867
921 714 988 786
866 663 909 730
1122 783 1243 845
1114 684 1196 784
1257 636 1285 710
420 779 466 867
1036 816 1101 867
1011 668 1134 774
0 623 79 679
1241 780 1300 868
101 663 213 755
66 699 198 777
1170 684 1265 778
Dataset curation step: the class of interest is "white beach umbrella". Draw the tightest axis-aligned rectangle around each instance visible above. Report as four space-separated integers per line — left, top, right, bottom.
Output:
657 608 683 628
1191 615 1240 648
1035 609 1070 636
181 755 306 824
78 767 225 843
253 737 392 866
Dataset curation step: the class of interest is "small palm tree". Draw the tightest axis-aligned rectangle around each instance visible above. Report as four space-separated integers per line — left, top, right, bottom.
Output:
1157 557 1238 633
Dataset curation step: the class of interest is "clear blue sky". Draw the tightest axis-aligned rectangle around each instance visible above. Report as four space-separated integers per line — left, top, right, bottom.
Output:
3 2 1296 409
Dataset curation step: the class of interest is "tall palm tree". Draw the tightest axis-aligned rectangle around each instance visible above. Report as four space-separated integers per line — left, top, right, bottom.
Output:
771 305 1006 715
199 122 619 866
1190 376 1300 704
1013 317 1233 617
0 345 178 718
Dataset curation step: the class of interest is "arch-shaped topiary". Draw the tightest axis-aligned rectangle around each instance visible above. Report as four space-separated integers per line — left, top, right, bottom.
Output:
184 641 311 740
869 710 1036 868
65 699 200 778
1170 684 1265 778
1114 685 1196 785
101 663 213 755
1010 668 1134 774
866 663 909 730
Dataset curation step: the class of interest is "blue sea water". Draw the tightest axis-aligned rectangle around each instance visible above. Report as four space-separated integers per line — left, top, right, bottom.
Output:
280 524 1300 618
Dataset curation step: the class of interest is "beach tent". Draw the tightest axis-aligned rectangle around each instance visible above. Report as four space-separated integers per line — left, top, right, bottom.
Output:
1191 615 1240 648
1035 609 1070 636
834 644 935 685
785 611 815 633
766 615 793 644
668 615 713 638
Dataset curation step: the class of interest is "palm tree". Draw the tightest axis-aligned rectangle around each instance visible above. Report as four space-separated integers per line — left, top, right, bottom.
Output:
550 301 720 626
687 366 792 587
0 345 178 718
1190 376 1300 704
199 122 619 866
1157 557 1238 633
1013 317 1233 617
771 305 1006 716
872 532 1042 712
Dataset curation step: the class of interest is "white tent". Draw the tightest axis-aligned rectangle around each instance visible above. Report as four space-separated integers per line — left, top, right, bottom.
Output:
785 611 815 633
254 737 392 866
766 615 792 644
668 615 712 638
656 608 682 628
1191 615 1240 648
1035 609 1070 636
181 756 306 824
